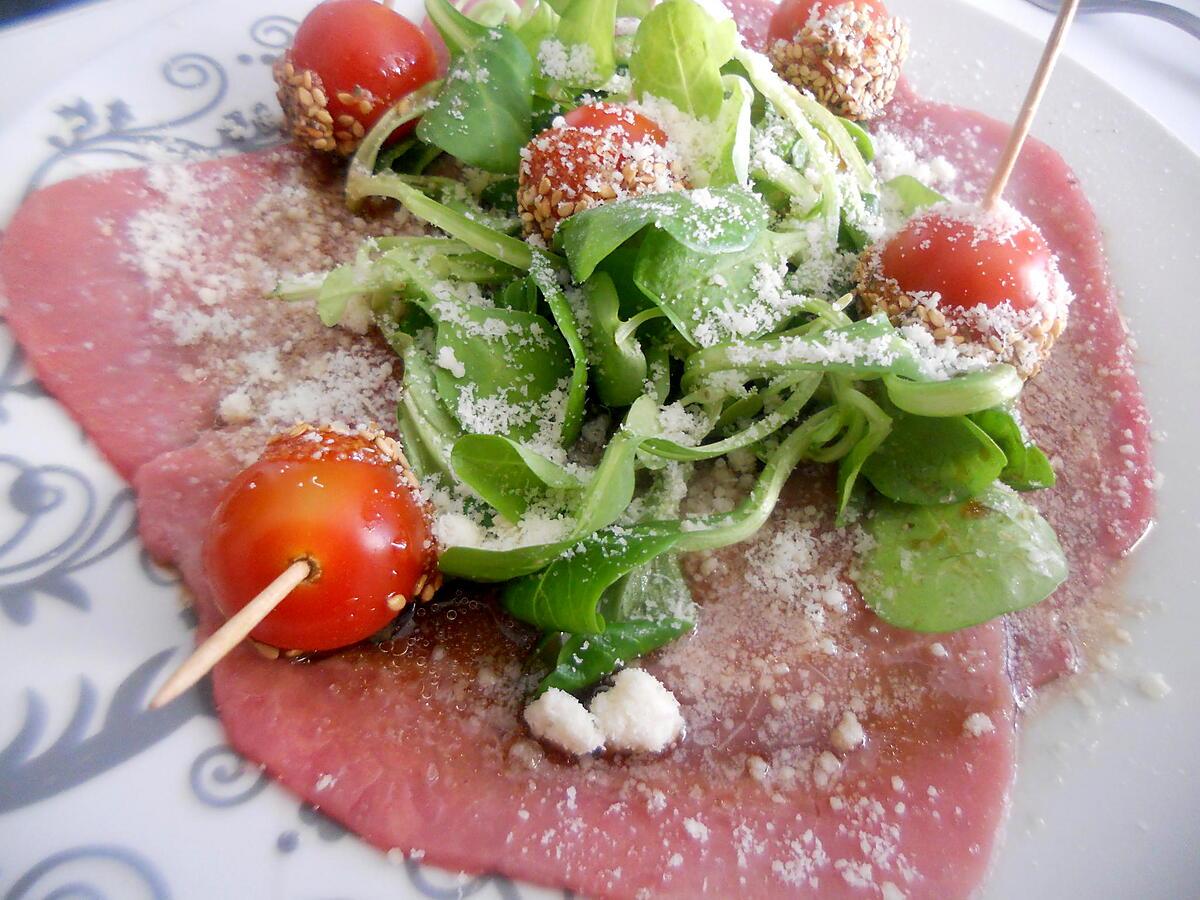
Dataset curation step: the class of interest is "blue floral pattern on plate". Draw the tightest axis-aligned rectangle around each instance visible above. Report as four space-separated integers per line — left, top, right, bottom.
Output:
0 5 546 896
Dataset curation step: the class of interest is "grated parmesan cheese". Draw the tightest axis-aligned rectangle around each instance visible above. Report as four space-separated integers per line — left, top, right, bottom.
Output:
962 713 995 737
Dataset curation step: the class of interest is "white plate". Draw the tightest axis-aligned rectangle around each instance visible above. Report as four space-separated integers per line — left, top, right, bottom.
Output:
0 1 1197 897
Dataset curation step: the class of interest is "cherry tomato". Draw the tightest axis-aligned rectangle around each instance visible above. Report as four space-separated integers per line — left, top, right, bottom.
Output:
768 0 888 45
203 428 435 651
561 103 669 146
518 103 680 240
879 211 1055 313
276 0 437 154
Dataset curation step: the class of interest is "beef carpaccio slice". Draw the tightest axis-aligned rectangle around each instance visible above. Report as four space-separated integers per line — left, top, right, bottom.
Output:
0 43 1151 900
877 84 1155 695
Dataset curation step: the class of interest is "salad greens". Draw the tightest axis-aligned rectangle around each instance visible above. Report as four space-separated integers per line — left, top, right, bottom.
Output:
416 27 534 173
628 0 736 120
853 485 1067 632
282 0 1069 699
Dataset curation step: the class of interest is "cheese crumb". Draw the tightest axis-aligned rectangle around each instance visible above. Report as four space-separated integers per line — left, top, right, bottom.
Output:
812 750 842 788
682 817 710 843
747 755 770 781
1137 671 1171 700
830 710 866 753
523 688 603 756
217 389 254 424
590 669 684 753
962 712 995 737
881 881 907 900
435 344 466 379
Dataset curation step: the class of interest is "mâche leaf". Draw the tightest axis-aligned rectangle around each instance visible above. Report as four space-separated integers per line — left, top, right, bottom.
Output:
451 434 582 521
883 366 1023 418
417 27 534 173
883 174 946 217
970 408 1057 491
584 272 649 408
433 305 574 443
628 0 736 120
556 186 769 282
503 523 682 633
547 0 620 88
853 484 1068 632
862 411 1007 505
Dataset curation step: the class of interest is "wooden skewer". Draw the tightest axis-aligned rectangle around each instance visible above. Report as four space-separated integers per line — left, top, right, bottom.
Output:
150 559 311 709
983 0 1081 210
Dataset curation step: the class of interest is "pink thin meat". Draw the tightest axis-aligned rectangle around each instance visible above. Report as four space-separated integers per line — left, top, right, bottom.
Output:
879 83 1154 693
139 441 1018 898
0 167 216 478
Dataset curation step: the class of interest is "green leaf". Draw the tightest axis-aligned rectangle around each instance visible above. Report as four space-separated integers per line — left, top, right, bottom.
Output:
834 387 891 519
539 618 692 694
346 81 443 201
556 186 770 283
633 229 803 347
599 549 693 622
514 0 561 56
529 254 588 445
393 340 463 481
439 539 577 581
549 0 619 87
416 28 533 174
681 315 925 395
731 44 873 191
705 74 754 187
676 406 844 552
584 272 648 408
862 412 1006 506
639 373 821 461
433 305 574 443
451 434 582 521
839 117 875 162
572 397 658 535
970 408 1057 491
538 553 695 694
883 366 1023 418
424 0 492 55
883 175 946 218
495 274 539 312
503 523 681 633
853 484 1068 632
349 177 538 269
628 0 736 120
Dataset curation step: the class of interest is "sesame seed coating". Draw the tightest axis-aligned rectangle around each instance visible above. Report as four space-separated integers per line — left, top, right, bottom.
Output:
855 246 1067 379
769 5 909 121
517 115 686 241
273 55 378 156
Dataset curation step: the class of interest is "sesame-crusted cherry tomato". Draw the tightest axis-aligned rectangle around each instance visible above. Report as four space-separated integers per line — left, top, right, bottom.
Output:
560 103 669 147
767 0 888 45
202 428 435 652
880 211 1055 313
517 103 682 241
276 0 437 155
767 0 905 121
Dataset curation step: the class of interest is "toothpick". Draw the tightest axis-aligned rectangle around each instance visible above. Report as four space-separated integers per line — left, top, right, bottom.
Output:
150 559 311 709
983 0 1081 210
